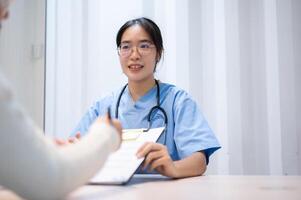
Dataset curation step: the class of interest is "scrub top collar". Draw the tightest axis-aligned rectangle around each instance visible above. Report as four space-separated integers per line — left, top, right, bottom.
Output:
123 83 159 108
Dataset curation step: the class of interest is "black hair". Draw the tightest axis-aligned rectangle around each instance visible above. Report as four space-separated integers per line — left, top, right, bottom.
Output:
116 17 163 62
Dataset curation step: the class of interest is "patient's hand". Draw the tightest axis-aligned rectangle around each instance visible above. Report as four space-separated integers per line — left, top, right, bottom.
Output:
53 115 122 147
54 132 81 146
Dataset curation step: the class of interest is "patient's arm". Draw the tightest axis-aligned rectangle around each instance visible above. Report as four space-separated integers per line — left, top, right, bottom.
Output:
0 81 121 200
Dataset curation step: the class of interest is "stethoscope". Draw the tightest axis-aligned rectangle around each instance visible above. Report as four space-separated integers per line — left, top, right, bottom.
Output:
115 79 168 143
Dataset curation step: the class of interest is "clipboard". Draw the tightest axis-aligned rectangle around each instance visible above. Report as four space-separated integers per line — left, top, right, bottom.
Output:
89 127 165 185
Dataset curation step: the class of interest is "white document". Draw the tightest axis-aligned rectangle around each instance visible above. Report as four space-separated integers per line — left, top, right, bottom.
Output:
89 127 165 185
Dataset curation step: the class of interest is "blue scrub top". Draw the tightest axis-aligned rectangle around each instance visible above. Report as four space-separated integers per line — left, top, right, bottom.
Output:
71 82 221 167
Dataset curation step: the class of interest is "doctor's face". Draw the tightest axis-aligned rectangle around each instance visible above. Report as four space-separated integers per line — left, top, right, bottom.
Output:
118 25 158 83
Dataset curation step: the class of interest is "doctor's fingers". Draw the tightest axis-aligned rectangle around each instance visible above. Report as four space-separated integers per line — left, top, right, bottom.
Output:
142 150 166 169
136 142 166 158
149 156 172 172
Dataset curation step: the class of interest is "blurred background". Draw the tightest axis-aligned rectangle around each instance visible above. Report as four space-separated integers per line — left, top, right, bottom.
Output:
0 0 45 128
0 0 300 176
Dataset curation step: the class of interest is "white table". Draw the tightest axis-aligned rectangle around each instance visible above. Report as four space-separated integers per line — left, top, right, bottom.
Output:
1 175 301 200
69 175 301 200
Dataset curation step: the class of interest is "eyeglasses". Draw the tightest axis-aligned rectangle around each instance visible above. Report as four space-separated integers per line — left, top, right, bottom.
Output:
117 42 155 58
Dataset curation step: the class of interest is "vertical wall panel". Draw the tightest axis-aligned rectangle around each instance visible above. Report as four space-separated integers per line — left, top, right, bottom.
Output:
213 0 229 175
291 0 301 174
225 0 243 174
264 0 283 175
238 0 256 174
277 0 298 175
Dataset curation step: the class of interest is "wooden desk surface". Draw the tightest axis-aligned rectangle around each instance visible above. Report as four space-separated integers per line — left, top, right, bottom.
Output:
1 175 301 200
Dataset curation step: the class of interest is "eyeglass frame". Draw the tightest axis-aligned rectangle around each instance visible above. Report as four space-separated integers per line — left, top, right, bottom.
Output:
117 40 156 58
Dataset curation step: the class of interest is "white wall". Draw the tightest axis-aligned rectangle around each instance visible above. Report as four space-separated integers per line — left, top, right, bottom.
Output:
0 0 45 128
46 0 301 175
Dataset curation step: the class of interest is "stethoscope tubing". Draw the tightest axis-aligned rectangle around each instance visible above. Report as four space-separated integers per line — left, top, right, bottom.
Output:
115 79 168 143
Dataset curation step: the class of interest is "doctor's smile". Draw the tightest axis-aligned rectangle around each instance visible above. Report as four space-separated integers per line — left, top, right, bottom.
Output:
128 64 144 71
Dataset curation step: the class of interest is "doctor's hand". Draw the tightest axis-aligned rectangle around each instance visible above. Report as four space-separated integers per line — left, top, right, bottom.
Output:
136 142 178 178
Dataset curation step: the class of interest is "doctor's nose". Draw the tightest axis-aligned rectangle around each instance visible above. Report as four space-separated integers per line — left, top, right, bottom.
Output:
129 46 142 60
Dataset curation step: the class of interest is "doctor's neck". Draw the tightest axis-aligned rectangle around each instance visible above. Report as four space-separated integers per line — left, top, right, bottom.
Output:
128 78 156 102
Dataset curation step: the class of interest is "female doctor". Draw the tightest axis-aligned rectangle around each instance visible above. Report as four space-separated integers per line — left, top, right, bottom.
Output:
71 17 221 178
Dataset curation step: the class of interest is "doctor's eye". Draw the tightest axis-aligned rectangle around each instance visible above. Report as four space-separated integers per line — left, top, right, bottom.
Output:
139 42 153 49
120 44 131 50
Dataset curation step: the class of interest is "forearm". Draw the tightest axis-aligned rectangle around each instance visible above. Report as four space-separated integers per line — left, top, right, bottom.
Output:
55 123 119 197
173 152 207 178
0 97 119 200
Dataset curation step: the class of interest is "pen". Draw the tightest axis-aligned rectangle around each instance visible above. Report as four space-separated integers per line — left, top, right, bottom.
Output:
107 106 112 125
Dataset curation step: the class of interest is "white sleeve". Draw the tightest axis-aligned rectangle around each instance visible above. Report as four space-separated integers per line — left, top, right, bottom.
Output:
0 79 119 200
